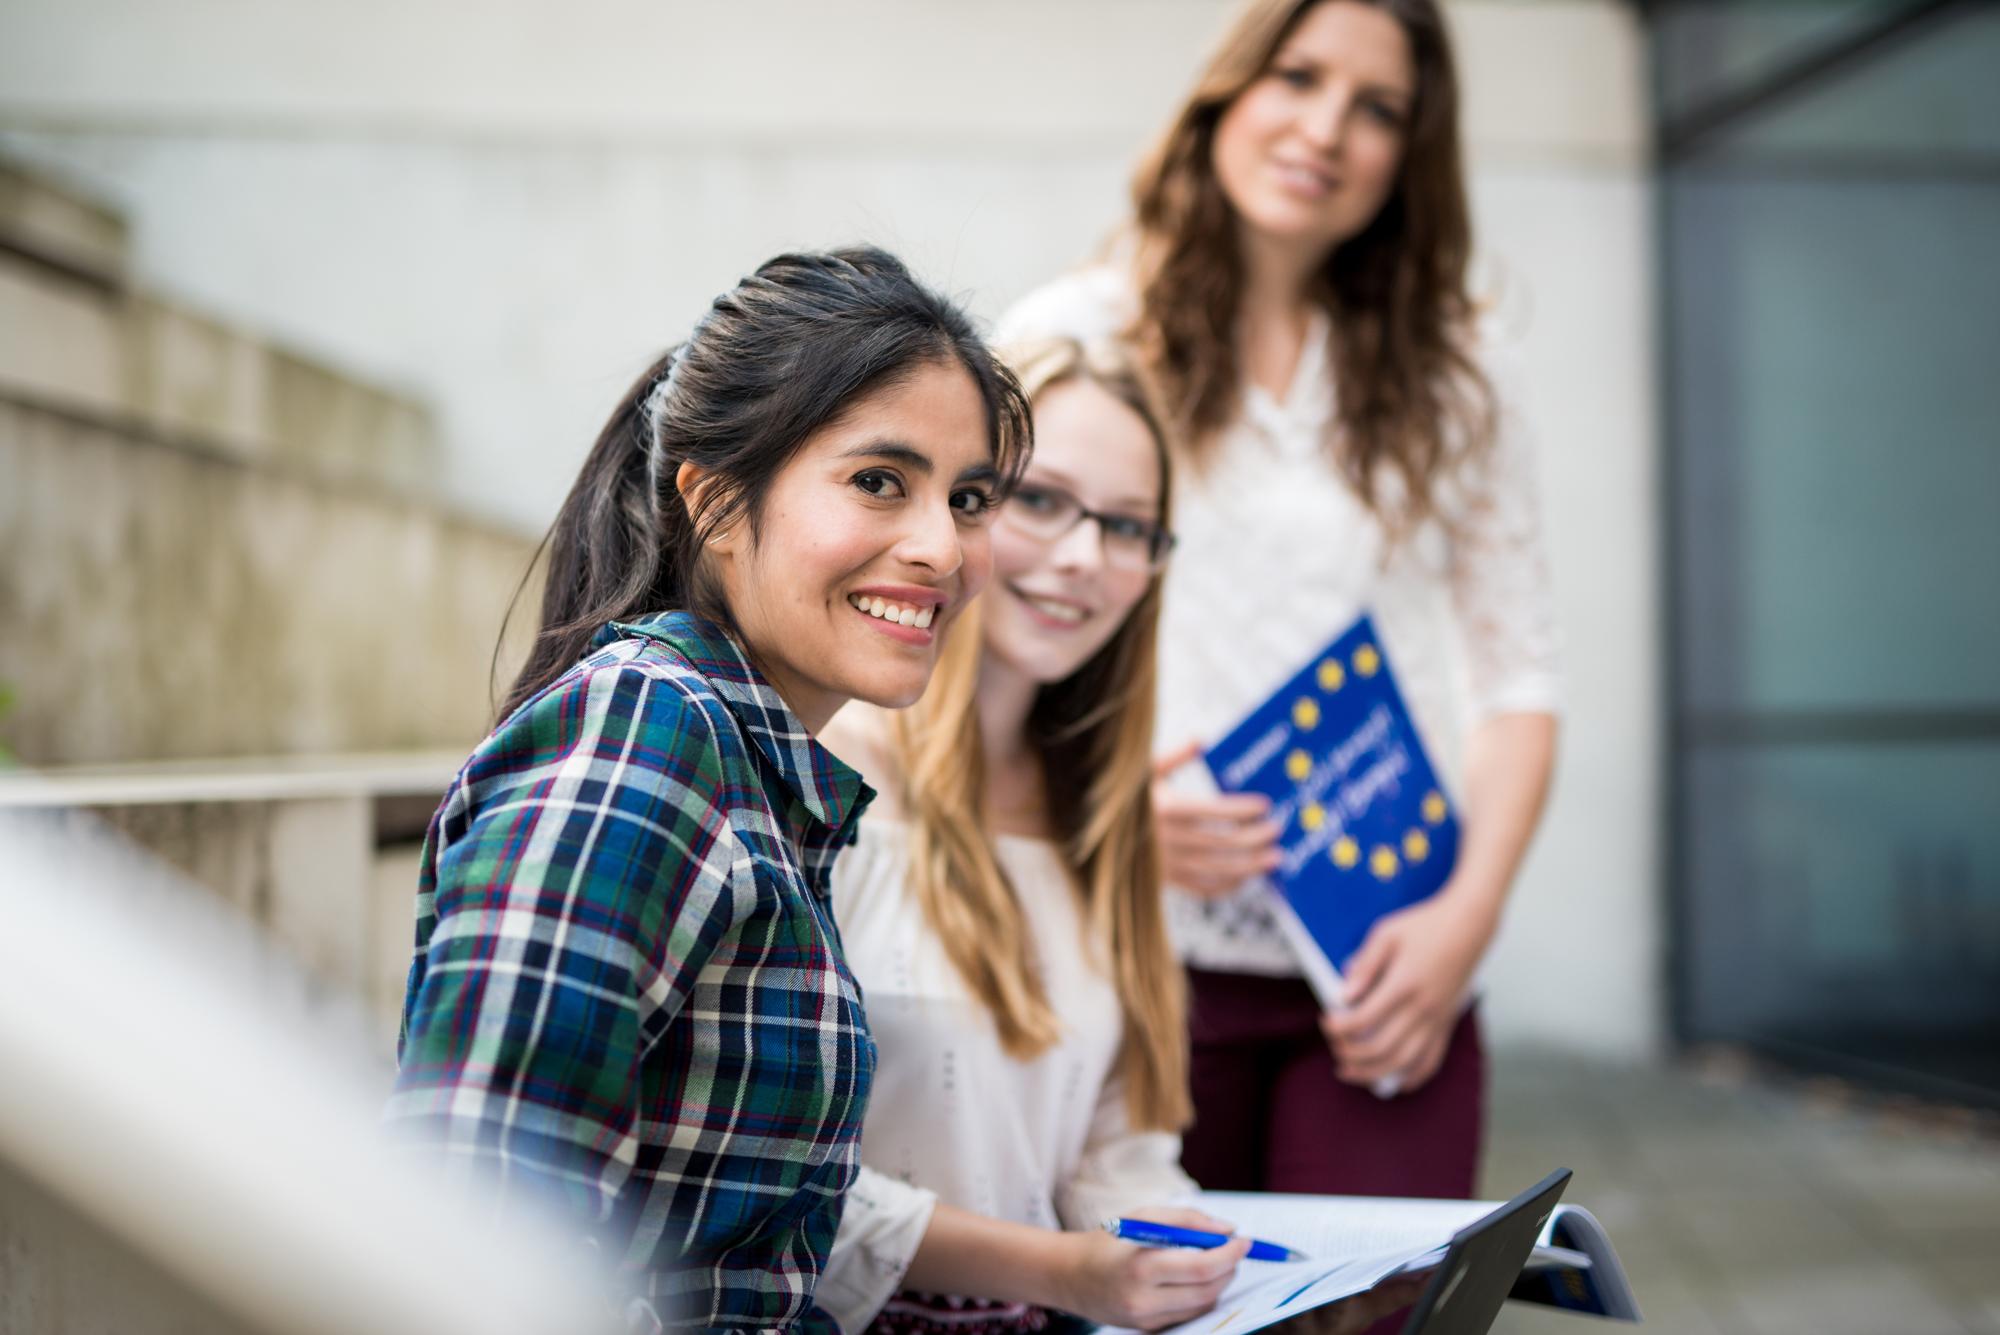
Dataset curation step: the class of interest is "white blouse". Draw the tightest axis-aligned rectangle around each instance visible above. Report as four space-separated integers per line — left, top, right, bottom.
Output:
996 268 1563 977
818 817 1196 1332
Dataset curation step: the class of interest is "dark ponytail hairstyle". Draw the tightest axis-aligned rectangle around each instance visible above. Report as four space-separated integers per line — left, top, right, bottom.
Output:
498 245 1033 721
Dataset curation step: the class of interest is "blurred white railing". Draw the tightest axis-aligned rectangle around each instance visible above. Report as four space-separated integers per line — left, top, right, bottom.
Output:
0 808 619 1335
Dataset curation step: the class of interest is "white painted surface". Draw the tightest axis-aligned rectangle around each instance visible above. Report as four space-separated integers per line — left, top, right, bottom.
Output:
1472 169 1661 1059
0 2 1641 155
0 1 1662 1056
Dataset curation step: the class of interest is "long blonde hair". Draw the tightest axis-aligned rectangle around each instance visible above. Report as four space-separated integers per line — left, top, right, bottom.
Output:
889 337 1190 1131
1126 0 1494 533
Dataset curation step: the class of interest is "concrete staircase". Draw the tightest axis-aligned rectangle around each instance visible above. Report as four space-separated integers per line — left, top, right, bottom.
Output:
0 154 542 1031
0 156 538 767
0 155 558 1332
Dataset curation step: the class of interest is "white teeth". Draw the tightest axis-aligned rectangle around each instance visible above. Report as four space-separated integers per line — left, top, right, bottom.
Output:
849 593 937 630
1023 593 1087 625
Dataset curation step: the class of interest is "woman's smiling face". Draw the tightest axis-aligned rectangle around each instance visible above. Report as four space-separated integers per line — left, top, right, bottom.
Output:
1211 0 1416 260
983 376 1165 687
704 359 1002 732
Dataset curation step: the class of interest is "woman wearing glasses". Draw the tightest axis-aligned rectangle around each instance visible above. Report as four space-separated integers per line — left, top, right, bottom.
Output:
998 0 1561 1201
816 338 1247 1334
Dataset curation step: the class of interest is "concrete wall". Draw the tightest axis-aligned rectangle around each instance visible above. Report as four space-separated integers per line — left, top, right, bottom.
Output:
0 1 1662 1056
0 161 538 765
0 398 533 762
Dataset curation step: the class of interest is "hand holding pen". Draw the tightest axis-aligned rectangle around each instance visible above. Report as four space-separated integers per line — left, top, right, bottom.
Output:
1105 1215 1311 1264
1063 1207 1253 1329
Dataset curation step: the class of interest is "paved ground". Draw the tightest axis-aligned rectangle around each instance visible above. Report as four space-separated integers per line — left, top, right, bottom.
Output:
1481 1050 2000 1335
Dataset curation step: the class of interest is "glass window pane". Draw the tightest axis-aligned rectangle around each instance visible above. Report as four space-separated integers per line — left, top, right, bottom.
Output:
1718 6 2000 161
1684 741 2000 1097
1655 0 1914 122
1670 172 2000 715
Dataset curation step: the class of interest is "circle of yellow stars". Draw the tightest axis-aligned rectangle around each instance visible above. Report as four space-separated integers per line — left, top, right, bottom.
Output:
1321 788 1450 880
1284 640 1452 883
1295 643 1381 734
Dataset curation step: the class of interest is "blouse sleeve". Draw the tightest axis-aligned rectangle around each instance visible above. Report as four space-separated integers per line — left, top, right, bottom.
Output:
1446 339 1565 720
818 824 939 1332
817 1165 939 1334
1054 1070 1199 1231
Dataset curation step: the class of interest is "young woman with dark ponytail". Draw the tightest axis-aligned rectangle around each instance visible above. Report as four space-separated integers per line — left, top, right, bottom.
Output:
388 247 1030 1330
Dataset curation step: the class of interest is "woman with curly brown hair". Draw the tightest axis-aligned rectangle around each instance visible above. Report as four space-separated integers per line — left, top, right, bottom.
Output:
999 0 1562 1201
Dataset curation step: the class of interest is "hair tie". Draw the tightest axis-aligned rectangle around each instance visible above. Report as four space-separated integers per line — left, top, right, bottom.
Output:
640 360 677 438
640 301 729 501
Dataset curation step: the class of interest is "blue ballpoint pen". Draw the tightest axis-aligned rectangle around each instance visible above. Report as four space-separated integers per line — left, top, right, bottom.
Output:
1103 1216 1309 1263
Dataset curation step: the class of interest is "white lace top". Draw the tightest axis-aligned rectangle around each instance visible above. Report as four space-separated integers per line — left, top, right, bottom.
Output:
817 817 1196 1332
996 268 1563 977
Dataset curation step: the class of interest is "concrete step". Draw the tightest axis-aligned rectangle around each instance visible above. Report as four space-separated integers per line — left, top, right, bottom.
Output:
0 393 537 765
0 154 537 767
0 154 437 499
0 157 127 289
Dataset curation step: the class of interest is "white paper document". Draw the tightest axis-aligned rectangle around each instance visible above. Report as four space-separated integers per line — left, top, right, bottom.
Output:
1097 1191 1633 1335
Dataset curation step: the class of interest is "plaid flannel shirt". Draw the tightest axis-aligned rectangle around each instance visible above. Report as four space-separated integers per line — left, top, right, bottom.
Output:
389 611 876 1330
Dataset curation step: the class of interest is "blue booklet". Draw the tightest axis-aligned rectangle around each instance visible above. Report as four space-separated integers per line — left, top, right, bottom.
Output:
1202 613 1459 1004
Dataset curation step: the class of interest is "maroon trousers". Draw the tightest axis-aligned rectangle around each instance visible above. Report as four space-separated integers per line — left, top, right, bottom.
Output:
1180 968 1486 1198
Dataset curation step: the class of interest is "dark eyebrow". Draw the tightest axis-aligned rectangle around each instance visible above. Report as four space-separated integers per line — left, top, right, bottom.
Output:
840 441 934 475
1272 48 1410 102
841 442 1001 489
1021 471 1155 514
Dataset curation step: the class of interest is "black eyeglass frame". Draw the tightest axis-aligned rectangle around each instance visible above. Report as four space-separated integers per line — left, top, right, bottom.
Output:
999 482 1179 571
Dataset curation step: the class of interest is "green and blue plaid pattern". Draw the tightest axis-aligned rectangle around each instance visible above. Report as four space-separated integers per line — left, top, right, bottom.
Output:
389 611 876 1330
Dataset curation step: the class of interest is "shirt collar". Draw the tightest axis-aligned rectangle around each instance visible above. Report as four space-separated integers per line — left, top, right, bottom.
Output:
597 610 872 836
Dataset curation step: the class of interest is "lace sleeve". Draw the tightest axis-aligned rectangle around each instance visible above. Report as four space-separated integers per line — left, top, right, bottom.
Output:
1446 340 1564 719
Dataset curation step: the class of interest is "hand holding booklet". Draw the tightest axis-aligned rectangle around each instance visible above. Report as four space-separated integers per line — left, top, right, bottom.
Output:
1201 613 1458 1010
1096 1174 1641 1335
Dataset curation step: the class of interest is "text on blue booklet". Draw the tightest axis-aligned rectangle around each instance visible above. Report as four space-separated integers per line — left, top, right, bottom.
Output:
1201 614 1459 974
